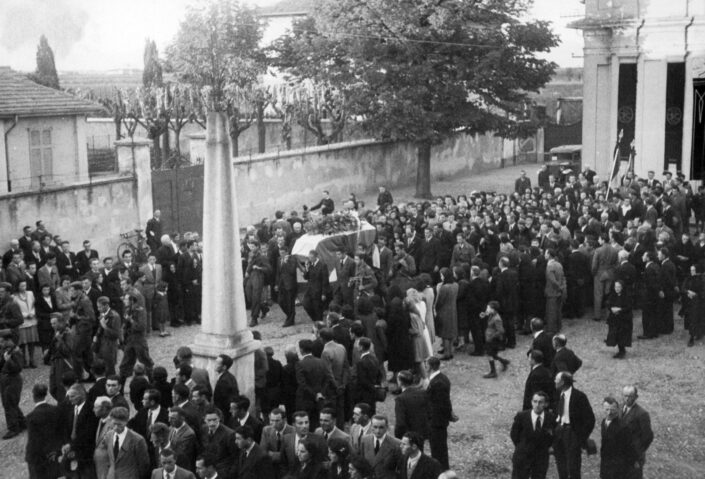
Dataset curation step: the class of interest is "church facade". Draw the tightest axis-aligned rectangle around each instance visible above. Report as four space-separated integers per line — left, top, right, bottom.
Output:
572 0 705 181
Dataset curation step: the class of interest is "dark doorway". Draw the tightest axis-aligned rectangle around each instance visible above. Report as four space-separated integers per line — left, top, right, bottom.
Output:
617 63 638 160
664 63 685 170
691 80 705 180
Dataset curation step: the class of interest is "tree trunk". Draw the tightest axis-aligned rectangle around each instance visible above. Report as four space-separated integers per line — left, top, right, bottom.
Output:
230 133 239 158
161 130 170 166
174 128 182 158
415 141 432 198
257 103 266 154
114 118 122 140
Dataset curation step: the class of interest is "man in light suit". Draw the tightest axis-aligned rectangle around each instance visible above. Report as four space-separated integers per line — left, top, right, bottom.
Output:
591 233 618 321
151 448 196 479
261 408 294 477
544 249 566 334
168 407 199 473
621 386 654 479
139 253 162 331
98 406 150 479
349 402 373 455
93 396 114 479
315 407 350 444
233 425 275 479
319 328 349 427
359 414 402 479
397 431 443 479
37 252 59 290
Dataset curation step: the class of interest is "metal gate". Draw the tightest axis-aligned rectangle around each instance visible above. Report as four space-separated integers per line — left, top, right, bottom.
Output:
151 165 204 236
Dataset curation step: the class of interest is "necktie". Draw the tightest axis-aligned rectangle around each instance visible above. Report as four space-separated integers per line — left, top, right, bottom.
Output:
407 459 414 478
374 439 380 454
324 432 329 440
148 410 153 427
71 406 79 440
535 415 541 431
357 430 363 449
152 266 156 280
276 431 281 451
113 433 120 459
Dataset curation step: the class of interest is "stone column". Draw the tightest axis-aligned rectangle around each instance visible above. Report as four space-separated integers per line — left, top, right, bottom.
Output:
190 112 259 403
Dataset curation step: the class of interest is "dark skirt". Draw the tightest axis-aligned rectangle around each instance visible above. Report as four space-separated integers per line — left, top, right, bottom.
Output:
606 311 633 348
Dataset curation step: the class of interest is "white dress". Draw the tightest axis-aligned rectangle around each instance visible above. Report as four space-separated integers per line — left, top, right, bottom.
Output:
415 300 434 357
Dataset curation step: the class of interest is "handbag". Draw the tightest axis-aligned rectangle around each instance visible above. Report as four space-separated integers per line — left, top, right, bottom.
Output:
374 385 387 402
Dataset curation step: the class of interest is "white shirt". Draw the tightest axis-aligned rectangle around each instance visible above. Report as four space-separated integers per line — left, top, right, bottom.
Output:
558 387 572 425
407 451 421 473
533 330 542 339
148 406 161 425
429 370 441 382
239 412 250 426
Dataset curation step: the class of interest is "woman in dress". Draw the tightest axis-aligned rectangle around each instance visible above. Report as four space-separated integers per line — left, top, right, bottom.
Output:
327 438 351 479
434 268 458 360
682 264 705 347
605 280 633 359
13 279 38 368
34 283 58 361
404 292 430 380
417 273 436 350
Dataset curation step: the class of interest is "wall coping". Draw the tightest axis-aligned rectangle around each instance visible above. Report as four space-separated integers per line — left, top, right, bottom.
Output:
0 174 135 201
232 138 389 165
115 138 152 147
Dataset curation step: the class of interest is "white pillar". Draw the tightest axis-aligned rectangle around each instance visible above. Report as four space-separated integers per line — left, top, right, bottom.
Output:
190 112 259 403
115 138 153 229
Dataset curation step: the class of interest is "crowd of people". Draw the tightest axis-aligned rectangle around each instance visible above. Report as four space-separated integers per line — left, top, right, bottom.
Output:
2 162 697 478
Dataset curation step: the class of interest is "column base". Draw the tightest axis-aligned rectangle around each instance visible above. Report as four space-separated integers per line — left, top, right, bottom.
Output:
190 332 261 406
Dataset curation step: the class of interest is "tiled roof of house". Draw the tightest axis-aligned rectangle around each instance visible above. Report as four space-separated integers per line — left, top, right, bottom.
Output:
0 66 104 119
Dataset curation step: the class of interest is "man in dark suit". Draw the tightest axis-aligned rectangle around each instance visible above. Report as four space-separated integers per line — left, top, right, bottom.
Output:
495 256 520 347
334 250 356 307
25 384 60 479
303 250 329 323
564 242 590 319
213 354 239 424
528 318 554 368
394 370 430 440
295 339 337 430
276 249 298 327
639 251 662 339
56 241 77 280
60 384 99 478
658 247 677 334
377 236 394 284
600 396 637 479
551 335 583 376
233 424 275 479
553 372 595 479
360 414 402 479
128 388 169 448
145 210 163 253
200 406 238 477
168 407 199 473
523 350 555 411
309 190 335 215
397 431 443 479
228 395 264 444
511 391 556 479
354 337 381 415
172 384 202 440
75 240 100 278
515 170 532 194
426 357 456 470
621 386 654 479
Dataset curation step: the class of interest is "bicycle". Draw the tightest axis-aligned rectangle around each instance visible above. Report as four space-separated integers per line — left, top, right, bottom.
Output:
117 228 151 264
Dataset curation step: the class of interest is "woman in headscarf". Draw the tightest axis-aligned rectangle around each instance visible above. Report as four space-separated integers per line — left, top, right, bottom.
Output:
605 279 633 359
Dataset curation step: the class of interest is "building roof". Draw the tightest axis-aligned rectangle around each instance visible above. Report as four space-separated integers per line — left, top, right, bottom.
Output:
258 0 314 17
0 66 104 119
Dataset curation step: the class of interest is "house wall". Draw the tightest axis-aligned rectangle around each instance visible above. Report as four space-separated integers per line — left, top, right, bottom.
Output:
580 0 705 179
0 176 141 260
3 115 88 193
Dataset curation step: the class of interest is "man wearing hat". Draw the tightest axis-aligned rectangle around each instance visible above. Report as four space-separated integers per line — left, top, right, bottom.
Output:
0 328 26 439
0 282 23 345
70 280 96 381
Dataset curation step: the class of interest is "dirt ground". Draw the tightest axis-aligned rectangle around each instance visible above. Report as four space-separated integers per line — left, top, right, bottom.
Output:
3 164 705 478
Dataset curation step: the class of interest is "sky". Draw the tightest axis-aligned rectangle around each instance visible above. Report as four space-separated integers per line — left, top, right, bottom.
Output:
0 0 586 72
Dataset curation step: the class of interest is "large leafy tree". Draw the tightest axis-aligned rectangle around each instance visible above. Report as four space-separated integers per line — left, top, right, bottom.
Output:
166 0 265 110
29 35 60 89
270 0 558 197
